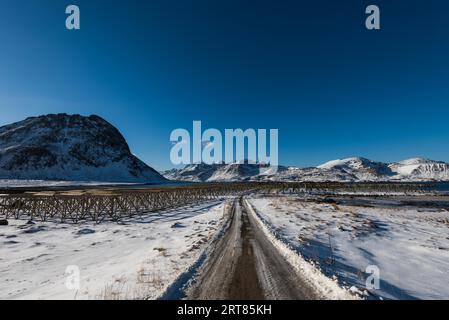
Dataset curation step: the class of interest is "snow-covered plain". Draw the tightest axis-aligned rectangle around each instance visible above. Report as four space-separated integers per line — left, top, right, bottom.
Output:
248 196 449 300
0 200 228 300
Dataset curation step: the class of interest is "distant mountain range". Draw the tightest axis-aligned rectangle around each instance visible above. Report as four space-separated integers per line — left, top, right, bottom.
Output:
1 114 448 184
0 114 166 183
163 157 449 182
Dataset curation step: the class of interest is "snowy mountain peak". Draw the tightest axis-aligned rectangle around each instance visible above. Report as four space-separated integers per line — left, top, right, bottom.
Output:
0 113 166 183
394 158 441 165
315 157 394 181
317 157 375 170
389 158 449 180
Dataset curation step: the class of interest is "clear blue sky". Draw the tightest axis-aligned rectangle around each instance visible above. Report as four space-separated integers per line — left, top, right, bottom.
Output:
1 0 449 170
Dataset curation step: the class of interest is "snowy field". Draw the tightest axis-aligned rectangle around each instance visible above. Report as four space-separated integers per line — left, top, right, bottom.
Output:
0 200 228 300
248 196 449 300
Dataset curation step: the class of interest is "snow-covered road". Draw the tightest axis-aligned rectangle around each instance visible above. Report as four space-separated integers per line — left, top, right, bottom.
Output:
186 198 354 300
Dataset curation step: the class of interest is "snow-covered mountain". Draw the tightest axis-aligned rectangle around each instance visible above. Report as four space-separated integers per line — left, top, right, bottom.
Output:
164 157 449 182
316 157 394 181
163 162 289 182
0 114 166 183
389 158 449 181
